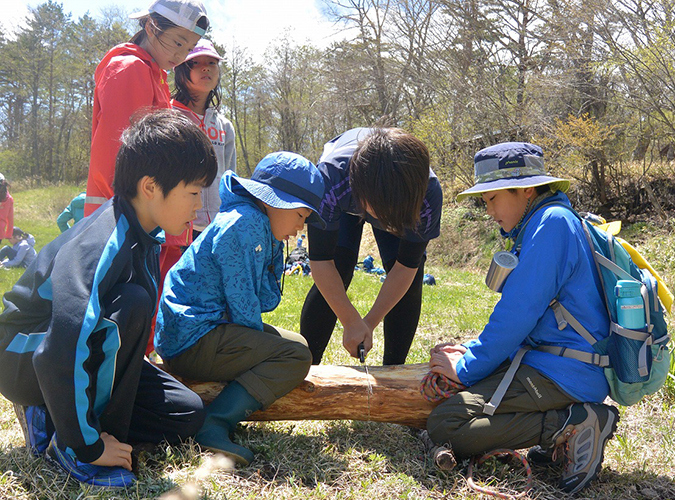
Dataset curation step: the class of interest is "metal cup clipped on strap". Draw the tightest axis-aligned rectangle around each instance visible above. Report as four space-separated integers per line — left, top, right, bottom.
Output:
485 251 519 293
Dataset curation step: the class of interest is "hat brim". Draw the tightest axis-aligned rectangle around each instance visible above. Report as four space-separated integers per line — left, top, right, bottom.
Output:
129 9 151 19
456 175 570 202
233 177 327 229
185 50 223 62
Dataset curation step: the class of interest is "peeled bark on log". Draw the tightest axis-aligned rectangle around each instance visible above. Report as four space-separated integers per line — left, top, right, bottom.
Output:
168 363 439 429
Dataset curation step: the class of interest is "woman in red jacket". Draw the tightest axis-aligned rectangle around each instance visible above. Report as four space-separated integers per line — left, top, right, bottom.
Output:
85 0 210 353
0 174 13 243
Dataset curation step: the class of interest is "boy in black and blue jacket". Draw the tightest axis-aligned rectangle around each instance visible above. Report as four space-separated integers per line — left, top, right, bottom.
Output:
0 110 217 488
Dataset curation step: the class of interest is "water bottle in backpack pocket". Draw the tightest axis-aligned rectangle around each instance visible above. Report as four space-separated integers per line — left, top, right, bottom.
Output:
600 268 671 405
608 279 649 384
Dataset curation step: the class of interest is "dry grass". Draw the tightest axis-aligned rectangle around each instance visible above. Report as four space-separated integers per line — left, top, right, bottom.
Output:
0 186 673 499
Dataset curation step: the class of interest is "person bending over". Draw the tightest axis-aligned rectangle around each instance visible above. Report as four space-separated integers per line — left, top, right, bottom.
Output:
300 128 442 365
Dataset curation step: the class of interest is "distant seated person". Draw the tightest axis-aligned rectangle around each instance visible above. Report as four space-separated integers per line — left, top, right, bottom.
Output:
56 192 86 233
0 227 36 269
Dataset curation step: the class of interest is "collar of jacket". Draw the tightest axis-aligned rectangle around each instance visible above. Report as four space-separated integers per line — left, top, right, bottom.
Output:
113 195 163 248
500 190 561 242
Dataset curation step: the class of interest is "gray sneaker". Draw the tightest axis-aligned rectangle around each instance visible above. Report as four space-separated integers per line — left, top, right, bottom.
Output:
551 403 619 494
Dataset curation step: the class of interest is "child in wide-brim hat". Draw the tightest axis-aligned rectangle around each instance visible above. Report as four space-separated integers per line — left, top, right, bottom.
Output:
154 152 325 467
426 141 619 495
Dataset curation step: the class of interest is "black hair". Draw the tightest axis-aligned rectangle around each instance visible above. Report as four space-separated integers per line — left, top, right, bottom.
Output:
506 185 553 196
172 55 222 110
350 128 430 236
113 109 217 200
130 13 179 45
12 227 26 239
0 180 7 203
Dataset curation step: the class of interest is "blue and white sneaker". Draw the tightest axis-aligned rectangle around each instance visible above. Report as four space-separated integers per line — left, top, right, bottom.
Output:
46 434 136 488
13 403 51 456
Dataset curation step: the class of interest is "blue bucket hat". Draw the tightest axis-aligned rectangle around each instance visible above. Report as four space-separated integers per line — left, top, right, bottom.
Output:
457 142 570 202
233 152 326 228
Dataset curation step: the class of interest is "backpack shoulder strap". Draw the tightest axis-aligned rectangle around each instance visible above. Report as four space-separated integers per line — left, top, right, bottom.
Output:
483 347 531 415
549 299 599 346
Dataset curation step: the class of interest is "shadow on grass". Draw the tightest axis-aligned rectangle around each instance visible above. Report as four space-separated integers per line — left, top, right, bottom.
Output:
589 468 675 499
0 441 186 499
235 420 675 500
502 458 675 500
236 420 464 491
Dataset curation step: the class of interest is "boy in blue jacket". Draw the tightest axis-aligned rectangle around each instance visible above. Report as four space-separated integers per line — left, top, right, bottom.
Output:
0 110 217 488
155 151 325 466
426 142 619 495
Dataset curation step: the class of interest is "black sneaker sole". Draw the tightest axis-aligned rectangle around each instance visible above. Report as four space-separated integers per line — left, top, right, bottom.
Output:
527 446 562 468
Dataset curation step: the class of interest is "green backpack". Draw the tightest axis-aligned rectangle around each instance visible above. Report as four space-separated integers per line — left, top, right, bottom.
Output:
525 203 671 406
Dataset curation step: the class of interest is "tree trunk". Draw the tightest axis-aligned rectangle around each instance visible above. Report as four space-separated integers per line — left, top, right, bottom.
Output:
167 363 439 429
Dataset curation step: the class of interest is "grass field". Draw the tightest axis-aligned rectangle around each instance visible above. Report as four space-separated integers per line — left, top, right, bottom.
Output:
0 185 673 499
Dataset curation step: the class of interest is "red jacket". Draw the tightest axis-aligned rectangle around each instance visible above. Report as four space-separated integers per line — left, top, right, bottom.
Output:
85 43 190 248
85 43 169 216
0 193 13 239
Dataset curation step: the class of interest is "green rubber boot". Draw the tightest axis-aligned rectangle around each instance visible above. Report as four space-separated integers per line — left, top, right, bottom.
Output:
195 381 262 466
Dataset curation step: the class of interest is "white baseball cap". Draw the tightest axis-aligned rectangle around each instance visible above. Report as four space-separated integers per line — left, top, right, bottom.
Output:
130 0 209 36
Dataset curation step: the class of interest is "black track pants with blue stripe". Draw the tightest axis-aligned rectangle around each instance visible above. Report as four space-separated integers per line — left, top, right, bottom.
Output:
0 283 205 460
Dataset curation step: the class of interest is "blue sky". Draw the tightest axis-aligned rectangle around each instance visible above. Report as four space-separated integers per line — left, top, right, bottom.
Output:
3 0 344 61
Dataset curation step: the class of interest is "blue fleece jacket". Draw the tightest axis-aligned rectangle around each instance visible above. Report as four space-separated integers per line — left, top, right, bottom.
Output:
456 192 611 403
155 171 284 359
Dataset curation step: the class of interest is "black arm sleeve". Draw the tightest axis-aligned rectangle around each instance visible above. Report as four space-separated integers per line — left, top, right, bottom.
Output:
396 239 428 269
307 224 340 261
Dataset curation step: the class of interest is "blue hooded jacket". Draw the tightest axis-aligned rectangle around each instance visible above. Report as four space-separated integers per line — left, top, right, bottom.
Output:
155 171 284 359
456 191 611 402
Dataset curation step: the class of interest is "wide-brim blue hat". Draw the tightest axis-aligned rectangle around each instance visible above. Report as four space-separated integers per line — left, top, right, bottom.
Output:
233 152 327 228
457 142 570 202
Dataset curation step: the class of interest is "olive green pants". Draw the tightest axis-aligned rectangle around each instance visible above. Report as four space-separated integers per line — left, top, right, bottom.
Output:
427 362 578 459
164 323 312 410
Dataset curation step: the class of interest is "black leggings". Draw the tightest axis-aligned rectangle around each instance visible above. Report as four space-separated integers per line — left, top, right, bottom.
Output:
300 245 425 365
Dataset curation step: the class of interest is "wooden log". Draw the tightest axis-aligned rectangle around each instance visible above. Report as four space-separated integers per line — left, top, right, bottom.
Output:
168 363 439 429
